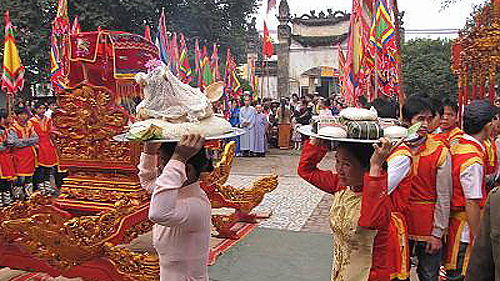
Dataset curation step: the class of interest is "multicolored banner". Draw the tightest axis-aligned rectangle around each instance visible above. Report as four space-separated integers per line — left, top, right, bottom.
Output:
179 33 192 84
156 8 169 65
2 10 25 95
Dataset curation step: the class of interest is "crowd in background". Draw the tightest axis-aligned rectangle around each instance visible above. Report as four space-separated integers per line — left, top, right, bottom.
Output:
217 92 348 156
0 100 62 206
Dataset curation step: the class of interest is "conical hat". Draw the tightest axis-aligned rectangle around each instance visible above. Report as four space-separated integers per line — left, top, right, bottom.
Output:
205 82 224 102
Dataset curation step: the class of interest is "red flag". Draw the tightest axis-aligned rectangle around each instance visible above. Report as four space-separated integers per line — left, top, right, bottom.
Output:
267 0 277 14
71 16 80 35
211 43 221 82
263 22 273 59
195 38 201 87
144 25 152 42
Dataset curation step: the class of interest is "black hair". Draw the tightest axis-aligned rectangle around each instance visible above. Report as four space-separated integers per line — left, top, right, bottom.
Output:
324 99 331 107
337 142 374 171
428 97 442 116
371 98 397 118
463 100 498 135
159 143 214 179
402 94 433 123
439 98 458 116
0 109 7 120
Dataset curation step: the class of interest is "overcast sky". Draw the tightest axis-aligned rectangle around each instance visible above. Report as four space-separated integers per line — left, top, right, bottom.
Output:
257 0 485 39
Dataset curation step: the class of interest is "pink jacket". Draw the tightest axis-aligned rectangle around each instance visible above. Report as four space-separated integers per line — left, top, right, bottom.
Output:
138 153 211 281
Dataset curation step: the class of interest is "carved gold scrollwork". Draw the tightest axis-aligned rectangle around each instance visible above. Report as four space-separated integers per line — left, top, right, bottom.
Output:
0 195 154 272
53 84 132 163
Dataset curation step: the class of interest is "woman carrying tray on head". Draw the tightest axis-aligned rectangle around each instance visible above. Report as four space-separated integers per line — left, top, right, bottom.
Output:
298 134 410 281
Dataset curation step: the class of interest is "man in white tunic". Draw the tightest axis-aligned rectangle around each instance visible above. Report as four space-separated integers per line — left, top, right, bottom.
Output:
239 96 256 157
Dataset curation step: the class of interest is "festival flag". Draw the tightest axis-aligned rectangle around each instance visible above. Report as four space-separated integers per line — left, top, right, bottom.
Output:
210 43 221 82
50 29 64 89
1 10 25 95
369 0 398 97
71 16 81 35
263 22 274 59
156 8 169 64
169 32 179 76
223 47 232 120
267 0 277 14
194 38 201 87
201 46 212 90
144 25 152 42
337 44 346 96
179 33 192 84
53 0 69 35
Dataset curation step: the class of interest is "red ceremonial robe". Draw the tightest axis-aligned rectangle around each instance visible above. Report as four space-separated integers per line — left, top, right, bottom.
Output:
298 140 393 281
386 144 413 280
0 127 16 180
444 136 487 274
29 115 59 167
10 120 38 177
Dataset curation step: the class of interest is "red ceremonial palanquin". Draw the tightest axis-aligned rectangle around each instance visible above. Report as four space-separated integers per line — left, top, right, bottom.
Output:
298 141 397 281
0 128 16 180
10 120 37 177
29 115 59 167
444 137 487 274
407 137 449 241
386 144 413 280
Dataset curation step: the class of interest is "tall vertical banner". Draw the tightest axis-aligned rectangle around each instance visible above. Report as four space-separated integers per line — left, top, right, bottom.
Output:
179 33 192 84
2 10 25 95
156 8 169 65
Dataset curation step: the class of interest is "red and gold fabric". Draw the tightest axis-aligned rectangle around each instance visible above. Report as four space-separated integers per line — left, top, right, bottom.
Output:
386 144 413 279
30 116 59 167
443 137 486 273
483 137 498 192
388 212 410 280
443 211 473 273
407 137 449 241
449 138 486 210
434 127 464 148
11 121 37 177
0 128 15 180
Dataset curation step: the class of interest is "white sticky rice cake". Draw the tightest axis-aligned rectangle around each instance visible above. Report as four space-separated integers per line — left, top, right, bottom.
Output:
384 126 408 139
130 116 232 140
317 126 348 138
340 107 378 121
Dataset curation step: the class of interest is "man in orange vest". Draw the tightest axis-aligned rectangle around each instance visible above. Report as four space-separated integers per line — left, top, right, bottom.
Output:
444 100 498 281
403 94 452 281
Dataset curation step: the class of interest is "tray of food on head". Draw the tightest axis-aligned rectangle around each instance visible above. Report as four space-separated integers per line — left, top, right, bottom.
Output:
297 107 420 144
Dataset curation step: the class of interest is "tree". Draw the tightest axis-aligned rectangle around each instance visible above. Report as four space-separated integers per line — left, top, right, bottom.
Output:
401 38 457 99
0 0 261 99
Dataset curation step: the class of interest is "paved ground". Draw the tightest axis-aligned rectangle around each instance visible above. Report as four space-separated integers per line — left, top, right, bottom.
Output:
227 148 335 234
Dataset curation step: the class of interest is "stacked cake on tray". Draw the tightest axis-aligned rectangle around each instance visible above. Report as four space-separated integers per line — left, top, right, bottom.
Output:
303 107 408 143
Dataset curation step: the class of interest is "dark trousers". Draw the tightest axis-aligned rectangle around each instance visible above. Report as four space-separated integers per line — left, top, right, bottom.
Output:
409 239 443 281
445 242 468 281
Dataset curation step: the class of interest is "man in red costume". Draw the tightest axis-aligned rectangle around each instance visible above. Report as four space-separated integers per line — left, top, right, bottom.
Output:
10 106 39 200
403 95 452 281
444 100 497 281
371 97 413 280
0 109 16 205
436 99 463 147
30 101 59 195
482 111 500 193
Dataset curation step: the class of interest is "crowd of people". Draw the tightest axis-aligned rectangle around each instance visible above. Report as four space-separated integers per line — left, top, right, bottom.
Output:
0 100 62 206
141 90 500 280
221 91 347 156
297 94 498 281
